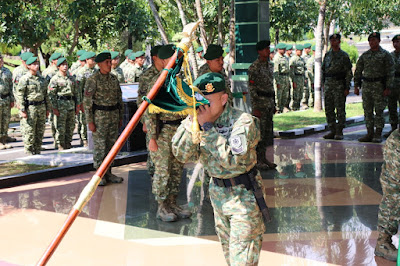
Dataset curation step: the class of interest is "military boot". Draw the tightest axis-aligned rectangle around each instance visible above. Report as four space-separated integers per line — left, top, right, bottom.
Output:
157 201 178 222
98 177 107 186
358 128 374 142
168 195 192 219
1 136 11 149
374 233 398 261
383 124 397 138
372 128 383 143
6 136 16 142
334 128 344 140
323 128 336 139
106 171 124 183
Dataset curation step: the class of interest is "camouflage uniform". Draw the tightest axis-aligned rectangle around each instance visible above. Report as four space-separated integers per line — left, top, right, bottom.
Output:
70 61 81 74
387 51 400 131
137 65 159 177
306 55 315 107
76 65 98 144
302 53 312 106
111 66 125 83
125 64 144 83
12 65 28 94
172 104 266 266
15 72 50 154
354 46 394 136
321 49 353 136
0 66 13 143
289 54 306 110
198 64 233 104
48 72 79 148
42 64 59 143
83 71 123 170
375 129 400 261
145 72 186 202
273 53 290 112
42 65 58 82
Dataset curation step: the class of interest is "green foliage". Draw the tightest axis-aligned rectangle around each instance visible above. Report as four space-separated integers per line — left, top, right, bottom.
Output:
340 42 358 64
0 43 22 56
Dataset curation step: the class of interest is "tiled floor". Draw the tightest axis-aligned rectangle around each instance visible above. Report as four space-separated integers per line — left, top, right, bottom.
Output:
0 125 397 265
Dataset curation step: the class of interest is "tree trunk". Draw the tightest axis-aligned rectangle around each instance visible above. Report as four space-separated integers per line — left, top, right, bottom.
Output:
195 0 208 49
217 0 223 46
148 0 169 44
128 32 133 49
228 0 235 76
275 29 279 45
323 19 330 55
68 19 81 56
314 1 327 112
175 0 198 78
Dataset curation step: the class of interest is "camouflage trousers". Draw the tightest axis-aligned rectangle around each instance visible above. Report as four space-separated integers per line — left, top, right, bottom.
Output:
149 124 184 202
209 176 265 266
291 76 304 110
257 107 274 153
303 77 314 107
21 105 46 154
49 112 56 141
362 82 386 130
274 76 290 112
324 84 346 130
387 83 400 125
377 167 400 237
54 109 75 147
92 110 119 169
0 100 11 137
145 131 155 177
77 111 87 141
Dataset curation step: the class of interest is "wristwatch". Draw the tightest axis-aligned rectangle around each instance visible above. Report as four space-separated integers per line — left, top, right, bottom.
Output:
202 122 213 132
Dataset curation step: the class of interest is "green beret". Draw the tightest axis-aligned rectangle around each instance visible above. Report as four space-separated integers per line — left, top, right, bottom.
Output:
49 52 62 61
77 50 86 56
368 32 380 41
270 47 275 52
158 45 175 59
195 47 204 53
276 43 286 50
295 44 303 50
312 45 316 51
256 40 271 51
129 52 137 60
21 52 34 61
26 56 38 65
392 34 400 42
56 57 67 66
224 47 230 53
81 51 96 61
286 44 293 50
124 49 133 56
95 52 111 63
329 33 341 40
303 43 312 49
151 45 162 56
204 44 223 60
135 51 145 58
111 51 120 59
194 72 225 96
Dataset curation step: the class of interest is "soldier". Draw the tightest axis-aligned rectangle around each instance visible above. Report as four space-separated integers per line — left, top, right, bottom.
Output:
354 32 395 143
12 52 34 94
124 52 138 83
70 50 86 74
269 47 275 62
110 51 125 83
120 49 133 72
75 51 98 147
302 43 312 107
15 56 50 155
145 45 191 222
198 44 233 104
306 46 316 108
195 46 205 67
273 43 290 113
384 34 400 137
83 51 124 186
248 40 277 170
289 44 306 111
137 45 162 178
0 54 14 149
321 34 353 140
48 57 80 150
42 52 62 81
172 72 268 266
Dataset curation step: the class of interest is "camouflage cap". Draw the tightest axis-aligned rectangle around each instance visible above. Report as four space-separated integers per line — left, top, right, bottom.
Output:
124 49 133 56
204 44 223 60
329 33 341 40
275 43 287 50
368 32 381 41
303 43 312 49
158 44 175 59
193 72 225 96
195 46 204 53
110 51 120 59
76 50 86 56
151 45 162 56
295 44 304 50
81 51 96 61
56 57 67 66
392 34 400 42
255 40 271 51
21 52 34 61
49 52 62 61
26 56 38 65
95 52 111 63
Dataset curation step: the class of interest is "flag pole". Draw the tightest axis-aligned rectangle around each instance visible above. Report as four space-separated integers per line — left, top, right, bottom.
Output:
37 21 200 266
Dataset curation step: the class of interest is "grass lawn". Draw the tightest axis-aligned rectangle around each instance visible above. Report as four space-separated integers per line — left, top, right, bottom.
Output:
0 162 55 177
274 102 364 131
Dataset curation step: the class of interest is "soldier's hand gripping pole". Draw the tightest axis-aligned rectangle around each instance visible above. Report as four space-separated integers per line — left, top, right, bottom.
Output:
37 21 200 266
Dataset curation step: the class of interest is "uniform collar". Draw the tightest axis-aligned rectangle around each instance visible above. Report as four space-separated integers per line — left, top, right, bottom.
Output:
214 103 233 126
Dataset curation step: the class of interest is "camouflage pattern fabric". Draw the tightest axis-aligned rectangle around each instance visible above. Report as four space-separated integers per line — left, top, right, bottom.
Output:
48 72 79 147
172 104 266 265
377 129 400 236
302 53 312 106
119 60 129 73
42 65 58 82
306 55 315 107
111 66 125 83
198 63 233 105
125 64 144 83
387 51 400 126
289 55 306 110
322 49 353 131
273 53 290 112
15 72 50 154
12 65 28 95
354 46 395 130
248 57 275 149
0 66 13 137
70 61 81 73
83 71 123 169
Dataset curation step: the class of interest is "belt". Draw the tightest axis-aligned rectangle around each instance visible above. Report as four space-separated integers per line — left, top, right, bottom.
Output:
57 95 76 101
160 119 182 125
0 93 10 99
325 72 346 80
93 103 120 111
395 72 400 78
295 73 304 76
362 76 385 82
26 100 45 106
257 91 274 98
279 73 288 76
212 167 271 222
